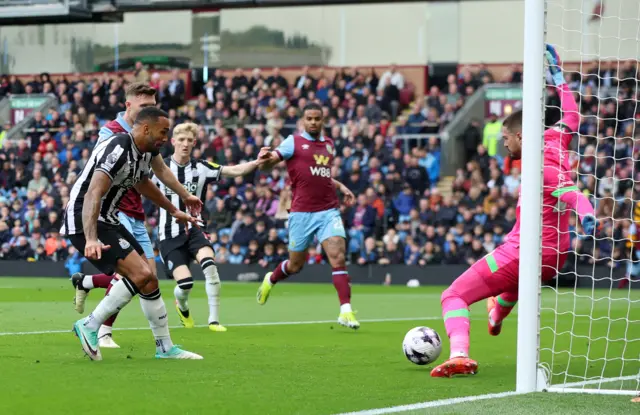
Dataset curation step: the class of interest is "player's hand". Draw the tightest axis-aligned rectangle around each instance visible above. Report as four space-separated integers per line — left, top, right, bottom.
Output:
171 210 201 228
581 215 597 236
256 148 276 170
545 44 566 86
85 239 110 260
258 147 272 159
183 194 203 216
340 185 356 206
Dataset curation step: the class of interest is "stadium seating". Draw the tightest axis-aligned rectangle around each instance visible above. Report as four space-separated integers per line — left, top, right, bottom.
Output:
0 63 635 273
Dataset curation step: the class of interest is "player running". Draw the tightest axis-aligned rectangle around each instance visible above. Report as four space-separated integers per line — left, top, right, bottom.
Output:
71 83 201 348
254 102 359 329
430 45 597 377
153 122 267 332
63 107 203 361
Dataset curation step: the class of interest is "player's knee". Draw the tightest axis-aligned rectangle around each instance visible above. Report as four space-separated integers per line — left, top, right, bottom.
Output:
139 263 155 286
200 257 220 283
142 277 159 293
176 277 194 291
440 286 459 305
329 251 346 267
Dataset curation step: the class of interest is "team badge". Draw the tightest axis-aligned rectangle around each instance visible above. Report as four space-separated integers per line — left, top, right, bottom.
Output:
326 144 334 155
168 260 174 270
302 144 309 150
119 238 130 249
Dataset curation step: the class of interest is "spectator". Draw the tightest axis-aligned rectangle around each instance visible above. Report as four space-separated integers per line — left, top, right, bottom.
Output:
27 168 50 195
378 240 404 265
134 61 150 84
228 244 244 264
393 184 415 222
232 215 256 247
378 64 404 92
348 194 377 239
482 113 502 157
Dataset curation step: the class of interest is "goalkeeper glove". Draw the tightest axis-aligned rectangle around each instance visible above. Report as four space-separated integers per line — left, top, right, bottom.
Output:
581 215 597 236
545 43 566 86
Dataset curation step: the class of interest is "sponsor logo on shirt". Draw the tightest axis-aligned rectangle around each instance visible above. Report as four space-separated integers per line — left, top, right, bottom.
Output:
310 154 331 177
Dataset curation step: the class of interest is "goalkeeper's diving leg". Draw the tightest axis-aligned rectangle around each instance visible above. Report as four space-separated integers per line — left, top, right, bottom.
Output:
431 245 521 378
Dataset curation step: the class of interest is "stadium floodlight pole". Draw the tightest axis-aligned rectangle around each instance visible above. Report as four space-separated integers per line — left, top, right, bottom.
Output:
516 0 545 394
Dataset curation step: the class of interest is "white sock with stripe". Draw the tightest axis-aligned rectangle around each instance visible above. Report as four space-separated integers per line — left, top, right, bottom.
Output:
139 288 173 354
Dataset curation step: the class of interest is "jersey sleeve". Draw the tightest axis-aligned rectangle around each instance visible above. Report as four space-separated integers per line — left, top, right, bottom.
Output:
198 160 223 181
546 161 595 222
95 139 128 182
544 84 580 151
97 126 115 145
275 135 295 161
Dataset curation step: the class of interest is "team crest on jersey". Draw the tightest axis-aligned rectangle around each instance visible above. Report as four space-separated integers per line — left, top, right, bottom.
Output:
326 144 334 155
121 177 135 188
119 238 130 249
167 260 174 270
302 144 309 150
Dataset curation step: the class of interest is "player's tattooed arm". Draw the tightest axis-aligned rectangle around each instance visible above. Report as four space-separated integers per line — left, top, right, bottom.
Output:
135 178 199 226
151 154 202 215
82 171 112 259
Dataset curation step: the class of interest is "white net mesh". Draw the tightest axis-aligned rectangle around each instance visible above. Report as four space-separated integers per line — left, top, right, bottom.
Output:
539 0 640 394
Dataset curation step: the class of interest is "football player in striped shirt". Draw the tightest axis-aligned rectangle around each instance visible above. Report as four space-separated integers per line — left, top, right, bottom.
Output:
63 107 203 360
153 122 268 331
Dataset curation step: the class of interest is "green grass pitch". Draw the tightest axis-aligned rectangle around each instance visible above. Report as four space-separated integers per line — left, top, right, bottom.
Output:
0 277 638 414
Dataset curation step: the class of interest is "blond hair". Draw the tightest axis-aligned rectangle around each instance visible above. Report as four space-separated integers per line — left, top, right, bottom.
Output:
172 122 198 139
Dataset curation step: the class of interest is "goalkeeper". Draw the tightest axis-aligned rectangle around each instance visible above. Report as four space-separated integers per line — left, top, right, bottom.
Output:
431 45 597 378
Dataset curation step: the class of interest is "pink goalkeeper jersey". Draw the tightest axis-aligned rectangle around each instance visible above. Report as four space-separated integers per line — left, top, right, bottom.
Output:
503 84 593 253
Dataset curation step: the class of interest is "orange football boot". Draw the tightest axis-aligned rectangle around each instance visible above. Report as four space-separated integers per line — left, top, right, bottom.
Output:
487 296 502 336
430 357 479 378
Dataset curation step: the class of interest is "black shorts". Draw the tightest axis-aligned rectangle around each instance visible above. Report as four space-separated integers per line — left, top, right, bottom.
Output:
159 227 211 276
68 222 144 276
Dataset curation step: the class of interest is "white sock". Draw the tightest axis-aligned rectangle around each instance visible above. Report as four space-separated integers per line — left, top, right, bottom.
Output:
173 278 193 312
201 258 221 324
98 325 112 339
139 289 173 354
83 278 136 331
450 351 469 359
82 276 94 290
340 303 352 313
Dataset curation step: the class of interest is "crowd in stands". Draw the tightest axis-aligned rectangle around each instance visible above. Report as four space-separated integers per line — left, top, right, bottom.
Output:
0 61 638 275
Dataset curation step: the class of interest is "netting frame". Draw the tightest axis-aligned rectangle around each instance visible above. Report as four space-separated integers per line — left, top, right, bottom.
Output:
517 0 639 396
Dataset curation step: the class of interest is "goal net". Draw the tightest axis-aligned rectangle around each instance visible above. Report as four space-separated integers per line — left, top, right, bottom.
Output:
523 0 640 395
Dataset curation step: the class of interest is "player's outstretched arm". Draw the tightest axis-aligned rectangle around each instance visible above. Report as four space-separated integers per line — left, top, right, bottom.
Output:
151 154 202 215
221 160 260 177
545 44 580 147
82 171 113 258
134 177 199 226
555 186 597 234
257 150 283 171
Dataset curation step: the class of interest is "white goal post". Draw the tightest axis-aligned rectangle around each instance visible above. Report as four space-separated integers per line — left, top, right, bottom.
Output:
517 0 640 396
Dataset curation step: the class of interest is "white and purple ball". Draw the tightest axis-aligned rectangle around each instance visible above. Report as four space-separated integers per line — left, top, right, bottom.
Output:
402 326 442 365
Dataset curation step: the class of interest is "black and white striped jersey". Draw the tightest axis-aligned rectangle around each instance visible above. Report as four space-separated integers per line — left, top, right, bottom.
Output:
61 133 153 235
153 156 222 241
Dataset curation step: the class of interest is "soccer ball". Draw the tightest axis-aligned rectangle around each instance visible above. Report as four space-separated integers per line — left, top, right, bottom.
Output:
402 326 442 365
